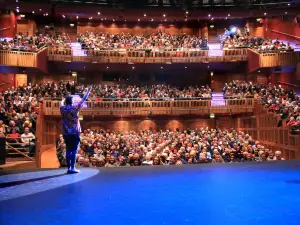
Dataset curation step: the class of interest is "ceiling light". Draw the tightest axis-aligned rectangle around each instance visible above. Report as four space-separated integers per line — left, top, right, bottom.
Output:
32 11 35 14
228 14 230 17
163 14 166 17
164 19 167 22
39 9 42 11
185 66 187 69
98 12 100 15
208 14 211 17
264 12 267 16
186 11 189 14
113 19 115 21
138 18 140 21
132 66 135 69
144 14 146 17
20 14 25 18
101 18 103 21
105 18 106 20
185 18 187 21
45 13 48 16
62 15 65 18
161 66 163 69
285 12 287 14
288 3 290 6
76 15 79 19
70 24 74 27
225 17 227 20
16 9 19 12
151 18 153 21
211 18 214 20
106 66 109 69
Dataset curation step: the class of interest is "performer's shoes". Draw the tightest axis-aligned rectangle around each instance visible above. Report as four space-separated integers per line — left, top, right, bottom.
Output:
67 168 80 174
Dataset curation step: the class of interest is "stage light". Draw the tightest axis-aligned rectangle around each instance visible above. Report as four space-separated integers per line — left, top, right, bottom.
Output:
16 8 19 13
228 14 230 17
151 18 154 21
70 24 74 27
62 15 65 18
144 14 146 17
208 14 211 17
185 66 187 69
288 3 290 6
210 71 214 76
161 66 163 69
210 25 214 28
264 12 267 16
98 12 100 15
163 14 166 17
106 66 109 69
132 66 135 70
32 11 35 14
39 9 42 11
76 16 79 19
20 14 25 18
186 11 189 14
231 27 237 33
138 18 140 21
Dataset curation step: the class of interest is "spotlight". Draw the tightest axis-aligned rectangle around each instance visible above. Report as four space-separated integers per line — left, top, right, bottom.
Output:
231 27 237 33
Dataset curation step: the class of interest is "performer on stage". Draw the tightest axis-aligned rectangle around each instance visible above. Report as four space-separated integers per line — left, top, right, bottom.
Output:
60 87 92 173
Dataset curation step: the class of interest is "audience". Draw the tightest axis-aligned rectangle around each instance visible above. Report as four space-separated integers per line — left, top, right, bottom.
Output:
78 30 209 51
56 127 283 168
221 27 294 52
223 80 300 133
0 32 71 52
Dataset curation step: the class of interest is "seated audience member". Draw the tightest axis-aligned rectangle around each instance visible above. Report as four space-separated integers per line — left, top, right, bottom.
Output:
21 127 36 156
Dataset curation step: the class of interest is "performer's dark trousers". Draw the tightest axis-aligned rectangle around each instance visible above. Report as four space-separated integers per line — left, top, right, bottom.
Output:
63 133 80 169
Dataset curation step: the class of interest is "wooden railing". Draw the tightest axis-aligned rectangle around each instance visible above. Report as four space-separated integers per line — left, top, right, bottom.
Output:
238 102 300 159
271 30 300 44
0 47 48 72
48 48 248 63
43 98 255 116
247 49 300 71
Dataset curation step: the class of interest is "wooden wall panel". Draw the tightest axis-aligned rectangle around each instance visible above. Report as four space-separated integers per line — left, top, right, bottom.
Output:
0 74 15 91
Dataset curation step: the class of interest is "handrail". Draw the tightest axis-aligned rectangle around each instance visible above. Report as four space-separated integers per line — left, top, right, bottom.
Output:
277 82 300 88
271 30 300 41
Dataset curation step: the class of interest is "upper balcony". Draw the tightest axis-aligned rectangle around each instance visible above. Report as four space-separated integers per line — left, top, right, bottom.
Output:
0 47 48 73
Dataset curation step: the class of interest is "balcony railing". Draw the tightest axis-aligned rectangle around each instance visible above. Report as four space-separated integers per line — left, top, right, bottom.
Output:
48 48 248 63
43 98 255 116
0 47 48 72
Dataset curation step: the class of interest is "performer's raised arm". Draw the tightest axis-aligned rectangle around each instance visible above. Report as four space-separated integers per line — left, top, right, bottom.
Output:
77 87 92 109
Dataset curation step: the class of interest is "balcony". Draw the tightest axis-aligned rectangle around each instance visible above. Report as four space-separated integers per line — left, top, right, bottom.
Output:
43 98 255 117
0 47 48 73
248 49 300 72
48 48 248 64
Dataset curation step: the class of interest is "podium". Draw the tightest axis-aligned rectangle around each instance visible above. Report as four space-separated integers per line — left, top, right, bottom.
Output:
0 137 5 165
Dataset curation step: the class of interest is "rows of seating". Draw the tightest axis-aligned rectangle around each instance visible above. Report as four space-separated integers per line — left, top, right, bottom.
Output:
56 128 284 168
223 81 300 134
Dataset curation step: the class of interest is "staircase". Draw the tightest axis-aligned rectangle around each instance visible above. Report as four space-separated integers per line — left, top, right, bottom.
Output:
211 92 226 106
71 42 87 56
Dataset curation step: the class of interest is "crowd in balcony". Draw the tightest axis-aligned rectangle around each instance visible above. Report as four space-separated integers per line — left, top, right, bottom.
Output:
77 30 209 52
0 87 39 156
223 81 300 133
0 33 70 52
221 26 294 53
56 128 284 168
40 82 212 101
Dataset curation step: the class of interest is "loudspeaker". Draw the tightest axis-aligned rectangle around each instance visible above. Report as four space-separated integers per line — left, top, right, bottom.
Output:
0 137 6 165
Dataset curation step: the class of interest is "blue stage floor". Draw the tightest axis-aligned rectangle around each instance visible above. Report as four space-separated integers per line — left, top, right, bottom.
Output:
1 161 300 225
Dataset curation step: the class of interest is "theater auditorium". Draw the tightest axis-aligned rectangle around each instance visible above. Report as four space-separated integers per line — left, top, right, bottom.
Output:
0 0 300 224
